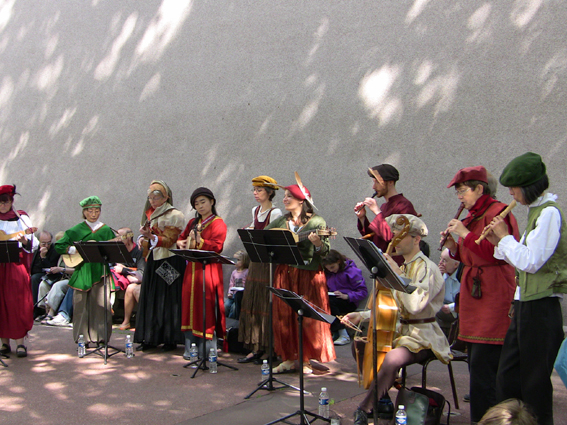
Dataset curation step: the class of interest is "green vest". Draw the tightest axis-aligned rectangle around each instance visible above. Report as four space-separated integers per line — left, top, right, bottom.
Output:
519 201 567 301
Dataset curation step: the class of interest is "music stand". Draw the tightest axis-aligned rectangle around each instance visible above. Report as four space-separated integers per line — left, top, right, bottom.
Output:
266 288 333 425
344 237 416 424
171 249 238 377
0 241 20 367
73 241 134 365
237 228 305 399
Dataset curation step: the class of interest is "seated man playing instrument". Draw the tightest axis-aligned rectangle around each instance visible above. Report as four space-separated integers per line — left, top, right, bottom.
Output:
343 214 451 425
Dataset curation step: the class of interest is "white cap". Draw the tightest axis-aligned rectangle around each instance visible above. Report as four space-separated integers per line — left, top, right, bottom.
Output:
398 405 405 409
321 387 327 391
263 359 268 364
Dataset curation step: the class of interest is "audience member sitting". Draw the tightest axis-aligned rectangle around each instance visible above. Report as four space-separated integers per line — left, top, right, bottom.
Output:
225 250 249 320
435 247 462 336
115 227 145 330
46 284 74 327
36 232 69 321
478 399 538 425
30 231 60 319
322 249 368 346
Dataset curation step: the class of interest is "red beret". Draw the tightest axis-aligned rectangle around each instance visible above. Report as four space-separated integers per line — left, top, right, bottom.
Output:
283 184 311 201
447 166 488 188
0 185 15 197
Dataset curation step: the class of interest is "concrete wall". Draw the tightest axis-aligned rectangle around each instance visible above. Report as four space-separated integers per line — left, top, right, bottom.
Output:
1 1 566 301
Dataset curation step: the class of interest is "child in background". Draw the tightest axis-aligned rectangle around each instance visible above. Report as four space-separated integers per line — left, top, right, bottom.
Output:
225 250 250 319
322 249 368 346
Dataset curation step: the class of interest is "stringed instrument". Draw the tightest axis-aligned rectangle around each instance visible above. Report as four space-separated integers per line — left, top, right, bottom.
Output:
61 231 130 268
271 226 337 243
357 215 410 389
0 227 38 241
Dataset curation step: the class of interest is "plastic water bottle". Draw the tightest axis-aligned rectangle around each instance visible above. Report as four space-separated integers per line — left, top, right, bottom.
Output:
261 359 270 380
189 343 198 368
395 405 407 425
208 348 217 374
318 387 329 418
77 335 86 358
125 335 134 358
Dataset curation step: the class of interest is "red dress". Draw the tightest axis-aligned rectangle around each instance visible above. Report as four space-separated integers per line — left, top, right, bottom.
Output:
452 195 519 344
179 216 227 340
0 213 34 340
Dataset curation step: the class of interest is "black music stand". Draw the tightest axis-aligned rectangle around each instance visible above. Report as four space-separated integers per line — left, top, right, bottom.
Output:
266 288 334 425
0 241 20 367
237 228 305 399
171 249 238 378
74 241 134 365
344 237 416 424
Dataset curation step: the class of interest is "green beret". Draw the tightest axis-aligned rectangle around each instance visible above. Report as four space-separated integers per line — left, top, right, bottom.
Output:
499 152 546 187
79 196 102 208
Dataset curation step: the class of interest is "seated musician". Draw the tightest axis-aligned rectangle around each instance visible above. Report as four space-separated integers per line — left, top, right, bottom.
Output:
342 214 452 425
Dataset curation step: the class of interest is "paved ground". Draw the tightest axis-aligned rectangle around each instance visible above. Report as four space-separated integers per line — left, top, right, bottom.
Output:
1 323 566 425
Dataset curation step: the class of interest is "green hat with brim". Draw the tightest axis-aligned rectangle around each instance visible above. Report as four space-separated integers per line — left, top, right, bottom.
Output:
80 196 102 208
499 152 546 187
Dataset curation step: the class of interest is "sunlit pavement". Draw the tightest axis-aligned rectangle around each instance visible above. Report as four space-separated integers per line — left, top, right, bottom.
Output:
1 324 566 425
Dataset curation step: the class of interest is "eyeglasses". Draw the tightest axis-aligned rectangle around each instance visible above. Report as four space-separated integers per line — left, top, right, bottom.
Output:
455 187 471 197
39 241 52 246
0 200 12 205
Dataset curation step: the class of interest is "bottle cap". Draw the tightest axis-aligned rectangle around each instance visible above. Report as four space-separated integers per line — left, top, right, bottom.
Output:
263 359 268 364
399 405 405 409
321 387 327 392
191 343 196 347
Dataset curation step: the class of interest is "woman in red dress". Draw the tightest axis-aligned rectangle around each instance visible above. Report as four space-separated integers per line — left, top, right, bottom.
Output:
0 185 37 358
179 187 227 357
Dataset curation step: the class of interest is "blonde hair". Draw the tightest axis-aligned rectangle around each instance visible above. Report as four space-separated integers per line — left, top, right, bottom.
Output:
479 399 537 425
234 250 250 269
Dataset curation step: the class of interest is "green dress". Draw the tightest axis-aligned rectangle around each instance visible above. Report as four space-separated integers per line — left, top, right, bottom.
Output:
55 222 115 343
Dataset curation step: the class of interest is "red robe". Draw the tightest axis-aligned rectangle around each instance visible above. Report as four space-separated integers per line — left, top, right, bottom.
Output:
357 193 418 264
452 195 519 344
179 216 227 341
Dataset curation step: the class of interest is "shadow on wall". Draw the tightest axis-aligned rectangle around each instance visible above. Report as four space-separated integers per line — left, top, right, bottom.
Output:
0 0 564 262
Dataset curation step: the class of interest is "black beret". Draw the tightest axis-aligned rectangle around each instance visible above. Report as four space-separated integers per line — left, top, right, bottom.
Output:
191 187 215 208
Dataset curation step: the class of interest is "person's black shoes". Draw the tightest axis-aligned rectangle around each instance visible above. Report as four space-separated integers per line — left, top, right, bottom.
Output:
353 408 368 425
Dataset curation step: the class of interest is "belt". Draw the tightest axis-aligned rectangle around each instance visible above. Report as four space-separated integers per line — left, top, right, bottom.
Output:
400 317 435 325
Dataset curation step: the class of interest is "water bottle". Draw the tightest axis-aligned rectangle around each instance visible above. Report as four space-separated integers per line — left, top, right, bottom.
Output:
77 335 86 358
395 405 407 425
125 335 134 358
189 343 198 368
261 359 270 380
318 387 329 418
208 348 217 374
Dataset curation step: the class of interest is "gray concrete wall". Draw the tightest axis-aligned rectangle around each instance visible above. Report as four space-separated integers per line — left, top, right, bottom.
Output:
1 1 566 310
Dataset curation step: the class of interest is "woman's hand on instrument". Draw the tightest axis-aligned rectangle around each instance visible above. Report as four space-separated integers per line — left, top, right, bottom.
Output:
139 225 151 239
446 219 470 239
114 263 124 274
440 230 457 252
334 291 349 300
487 215 509 239
49 266 64 274
363 197 380 215
341 312 362 326
308 231 322 248
177 238 187 249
